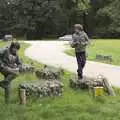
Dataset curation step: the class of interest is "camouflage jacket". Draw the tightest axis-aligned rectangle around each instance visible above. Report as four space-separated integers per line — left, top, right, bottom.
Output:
71 31 90 52
0 47 22 68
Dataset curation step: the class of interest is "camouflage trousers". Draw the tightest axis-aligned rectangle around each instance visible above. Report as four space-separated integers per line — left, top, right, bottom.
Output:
75 51 86 79
0 66 18 103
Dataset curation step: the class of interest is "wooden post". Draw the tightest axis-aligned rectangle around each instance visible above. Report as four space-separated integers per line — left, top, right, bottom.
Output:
4 86 11 104
103 78 116 96
19 88 27 105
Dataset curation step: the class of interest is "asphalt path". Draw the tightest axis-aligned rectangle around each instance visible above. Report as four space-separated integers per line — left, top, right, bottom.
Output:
24 41 120 87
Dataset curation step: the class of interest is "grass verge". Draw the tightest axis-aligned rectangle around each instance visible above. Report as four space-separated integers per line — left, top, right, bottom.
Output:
65 39 120 65
0 41 120 120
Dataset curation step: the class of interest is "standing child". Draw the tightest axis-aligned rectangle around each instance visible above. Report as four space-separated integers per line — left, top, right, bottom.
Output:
70 24 90 82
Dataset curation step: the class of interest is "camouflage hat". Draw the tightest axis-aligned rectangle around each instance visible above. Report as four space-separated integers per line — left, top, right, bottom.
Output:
10 42 20 50
74 24 83 31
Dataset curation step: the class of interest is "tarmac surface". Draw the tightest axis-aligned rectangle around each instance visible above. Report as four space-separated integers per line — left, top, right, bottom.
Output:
24 41 120 87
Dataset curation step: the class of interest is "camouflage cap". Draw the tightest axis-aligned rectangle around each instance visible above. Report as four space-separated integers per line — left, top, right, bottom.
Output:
10 42 20 50
74 24 83 31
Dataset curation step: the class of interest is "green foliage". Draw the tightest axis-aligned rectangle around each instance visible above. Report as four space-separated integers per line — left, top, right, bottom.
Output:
0 0 90 39
91 0 120 38
0 0 15 33
1 0 120 38
77 0 90 11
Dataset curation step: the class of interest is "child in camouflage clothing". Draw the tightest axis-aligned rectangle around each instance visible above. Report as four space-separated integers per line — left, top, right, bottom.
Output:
0 42 22 103
70 24 90 81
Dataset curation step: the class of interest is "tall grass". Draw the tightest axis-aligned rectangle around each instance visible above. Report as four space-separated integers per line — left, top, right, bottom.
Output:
0 41 120 120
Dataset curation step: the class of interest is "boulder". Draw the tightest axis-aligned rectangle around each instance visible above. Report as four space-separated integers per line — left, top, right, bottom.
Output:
35 65 64 80
69 75 103 89
20 64 35 73
96 54 112 62
19 79 64 98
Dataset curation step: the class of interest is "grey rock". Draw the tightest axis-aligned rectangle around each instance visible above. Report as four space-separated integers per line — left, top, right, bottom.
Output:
69 75 104 89
19 79 64 98
96 54 112 62
20 64 35 73
35 65 64 80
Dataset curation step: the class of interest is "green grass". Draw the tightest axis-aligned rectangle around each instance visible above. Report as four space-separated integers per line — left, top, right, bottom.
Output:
1 41 120 120
65 39 120 65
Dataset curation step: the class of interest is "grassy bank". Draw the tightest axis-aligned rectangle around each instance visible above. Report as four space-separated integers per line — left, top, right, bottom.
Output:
0 41 120 120
65 39 120 65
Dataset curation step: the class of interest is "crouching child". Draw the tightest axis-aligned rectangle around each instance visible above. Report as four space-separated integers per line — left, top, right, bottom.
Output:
0 42 22 103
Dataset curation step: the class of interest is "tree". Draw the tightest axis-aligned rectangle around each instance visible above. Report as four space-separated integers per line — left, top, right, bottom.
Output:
13 0 69 39
0 0 16 36
0 0 91 39
90 0 120 38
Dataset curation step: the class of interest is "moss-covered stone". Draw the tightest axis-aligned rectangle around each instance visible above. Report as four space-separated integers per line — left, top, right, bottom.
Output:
19 79 64 98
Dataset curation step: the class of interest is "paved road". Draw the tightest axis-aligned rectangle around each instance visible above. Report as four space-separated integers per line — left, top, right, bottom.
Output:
24 41 120 87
